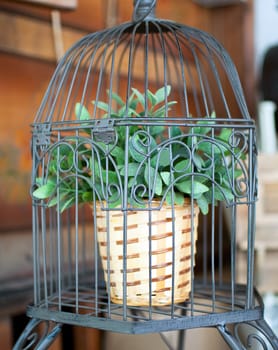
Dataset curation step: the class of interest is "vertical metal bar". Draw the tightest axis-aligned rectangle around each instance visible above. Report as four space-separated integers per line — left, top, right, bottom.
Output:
41 206 48 308
200 37 232 118
246 128 256 309
81 208 86 277
105 149 112 318
189 135 195 317
211 201 216 313
230 127 236 311
202 214 208 286
144 21 154 318
210 127 216 313
190 191 195 317
121 22 142 321
91 143 99 316
49 207 54 297
32 204 40 305
56 138 62 311
67 210 73 287
75 131 80 313
168 128 176 318
218 203 223 286
231 204 236 311
57 208 62 310
75 187 79 313
32 142 40 306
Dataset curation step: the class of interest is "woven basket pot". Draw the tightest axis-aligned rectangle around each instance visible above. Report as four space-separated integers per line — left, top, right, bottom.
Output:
96 200 199 306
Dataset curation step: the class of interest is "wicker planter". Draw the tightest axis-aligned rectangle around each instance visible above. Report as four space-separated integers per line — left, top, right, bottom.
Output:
96 200 199 306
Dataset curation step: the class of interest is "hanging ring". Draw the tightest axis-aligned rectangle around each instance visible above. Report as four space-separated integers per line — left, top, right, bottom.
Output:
132 0 157 22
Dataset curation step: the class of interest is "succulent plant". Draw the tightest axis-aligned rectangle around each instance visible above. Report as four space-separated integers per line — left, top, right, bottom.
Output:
33 86 245 215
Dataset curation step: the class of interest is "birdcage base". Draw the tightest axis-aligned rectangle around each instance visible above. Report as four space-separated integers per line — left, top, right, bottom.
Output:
22 289 278 350
26 284 267 333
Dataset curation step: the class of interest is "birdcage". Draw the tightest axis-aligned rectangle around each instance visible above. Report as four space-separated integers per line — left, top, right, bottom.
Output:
14 1 278 349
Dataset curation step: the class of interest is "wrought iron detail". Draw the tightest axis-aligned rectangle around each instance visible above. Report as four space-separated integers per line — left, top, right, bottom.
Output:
32 125 251 211
218 320 278 350
33 124 51 147
13 319 62 350
92 119 116 144
133 0 157 21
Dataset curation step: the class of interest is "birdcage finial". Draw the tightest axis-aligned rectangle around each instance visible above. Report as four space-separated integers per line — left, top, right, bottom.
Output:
133 0 156 22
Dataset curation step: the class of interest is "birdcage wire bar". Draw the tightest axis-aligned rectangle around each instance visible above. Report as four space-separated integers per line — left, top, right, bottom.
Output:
13 1 278 349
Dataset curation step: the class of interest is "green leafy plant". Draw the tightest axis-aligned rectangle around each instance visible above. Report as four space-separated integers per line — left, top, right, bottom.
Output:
33 86 246 214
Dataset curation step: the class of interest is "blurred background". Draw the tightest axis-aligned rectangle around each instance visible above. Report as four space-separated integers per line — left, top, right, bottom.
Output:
0 0 277 349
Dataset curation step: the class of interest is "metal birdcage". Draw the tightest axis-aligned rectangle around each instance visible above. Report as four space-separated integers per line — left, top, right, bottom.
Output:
14 1 278 349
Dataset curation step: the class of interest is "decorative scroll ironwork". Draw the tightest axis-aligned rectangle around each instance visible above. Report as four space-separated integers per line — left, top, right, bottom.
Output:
218 319 278 350
32 124 251 212
13 319 62 350
33 124 51 147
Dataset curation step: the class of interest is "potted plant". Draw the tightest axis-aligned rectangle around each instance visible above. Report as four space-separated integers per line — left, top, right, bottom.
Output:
33 86 245 305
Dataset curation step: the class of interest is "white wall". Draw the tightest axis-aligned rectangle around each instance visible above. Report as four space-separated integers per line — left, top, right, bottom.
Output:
254 0 278 72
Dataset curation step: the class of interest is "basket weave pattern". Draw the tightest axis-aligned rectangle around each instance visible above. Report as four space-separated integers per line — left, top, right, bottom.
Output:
96 201 199 306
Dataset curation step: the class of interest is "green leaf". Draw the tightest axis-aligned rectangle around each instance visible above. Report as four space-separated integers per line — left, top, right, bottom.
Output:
120 163 141 177
128 174 145 189
127 92 138 110
174 159 191 173
129 133 156 163
214 186 234 202
152 101 177 117
131 88 145 108
175 180 209 197
197 195 209 215
165 191 184 206
75 103 91 120
103 170 120 185
82 191 93 202
170 126 182 137
218 128 232 142
196 125 213 135
33 180 56 199
110 91 125 106
144 166 163 196
149 125 165 136
174 192 185 206
60 196 75 212
35 177 43 186
156 148 171 167
161 171 171 186
197 141 221 155
147 90 157 108
107 197 122 208
110 146 125 165
154 85 171 104
47 190 69 207
92 100 110 113
117 104 141 117
193 153 205 170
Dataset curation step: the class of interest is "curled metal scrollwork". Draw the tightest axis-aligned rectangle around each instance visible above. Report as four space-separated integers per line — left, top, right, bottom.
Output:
32 126 252 210
13 319 62 350
129 132 249 207
233 321 278 350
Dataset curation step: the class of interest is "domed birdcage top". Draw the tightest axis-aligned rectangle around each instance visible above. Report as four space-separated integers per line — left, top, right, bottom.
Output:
34 0 251 127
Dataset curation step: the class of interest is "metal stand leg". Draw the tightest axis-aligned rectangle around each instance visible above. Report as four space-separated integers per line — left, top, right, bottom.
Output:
13 318 62 350
217 324 245 350
217 319 278 350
